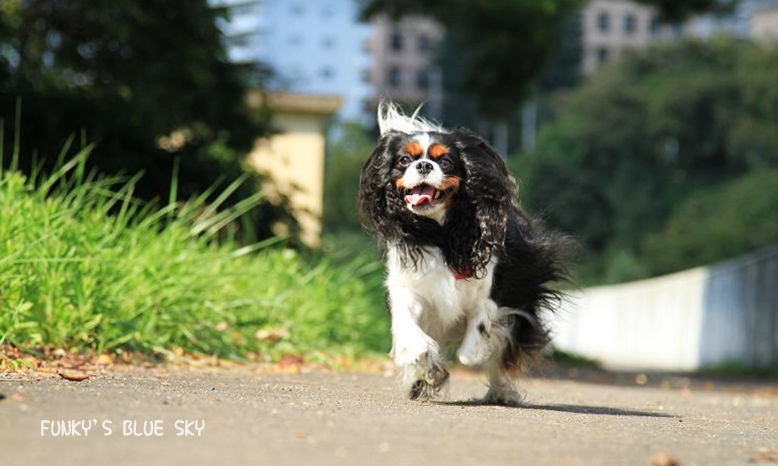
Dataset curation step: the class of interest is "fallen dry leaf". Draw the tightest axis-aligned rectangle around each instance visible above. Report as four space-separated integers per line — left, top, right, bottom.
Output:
255 327 289 344
651 452 682 466
57 370 91 382
94 354 113 366
753 448 778 463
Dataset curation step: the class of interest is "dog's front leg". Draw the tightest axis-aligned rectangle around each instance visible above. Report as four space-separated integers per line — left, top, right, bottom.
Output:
388 288 449 400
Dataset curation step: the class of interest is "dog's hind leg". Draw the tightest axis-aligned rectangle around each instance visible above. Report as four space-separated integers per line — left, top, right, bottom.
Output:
456 299 499 367
479 307 530 406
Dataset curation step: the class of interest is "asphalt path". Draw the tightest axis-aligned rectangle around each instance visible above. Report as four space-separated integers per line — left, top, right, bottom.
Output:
1 368 776 466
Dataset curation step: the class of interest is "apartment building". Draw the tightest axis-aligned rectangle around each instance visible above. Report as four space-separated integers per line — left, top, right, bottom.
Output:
581 0 672 75
213 0 373 123
582 0 776 75
369 15 444 118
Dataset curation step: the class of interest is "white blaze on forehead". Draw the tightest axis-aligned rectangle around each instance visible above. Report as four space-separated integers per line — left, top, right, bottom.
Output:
413 132 433 156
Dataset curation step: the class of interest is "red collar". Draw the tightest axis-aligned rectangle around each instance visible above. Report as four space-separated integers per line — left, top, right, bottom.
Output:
452 264 473 280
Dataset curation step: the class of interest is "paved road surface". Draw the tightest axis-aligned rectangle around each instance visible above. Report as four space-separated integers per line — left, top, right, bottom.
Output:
1 368 776 466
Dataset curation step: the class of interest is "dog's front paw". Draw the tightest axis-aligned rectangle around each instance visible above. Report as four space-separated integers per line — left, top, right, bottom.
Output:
402 351 449 401
425 362 449 387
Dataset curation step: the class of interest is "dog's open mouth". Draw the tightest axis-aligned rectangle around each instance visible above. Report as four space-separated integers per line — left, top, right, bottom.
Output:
403 184 453 207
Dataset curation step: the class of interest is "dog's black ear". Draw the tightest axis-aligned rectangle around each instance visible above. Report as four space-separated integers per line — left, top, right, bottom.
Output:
445 129 519 277
358 131 405 243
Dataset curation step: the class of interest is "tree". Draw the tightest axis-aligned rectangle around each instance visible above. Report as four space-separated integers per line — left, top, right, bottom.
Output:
360 0 736 120
643 169 778 275
0 0 280 240
361 0 585 119
514 37 778 283
322 123 377 234
635 0 739 22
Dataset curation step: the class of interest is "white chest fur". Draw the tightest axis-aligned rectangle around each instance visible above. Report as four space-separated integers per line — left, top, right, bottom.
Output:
386 245 495 331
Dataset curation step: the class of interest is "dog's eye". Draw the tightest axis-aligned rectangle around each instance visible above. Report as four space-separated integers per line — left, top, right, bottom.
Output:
439 157 452 170
397 155 413 168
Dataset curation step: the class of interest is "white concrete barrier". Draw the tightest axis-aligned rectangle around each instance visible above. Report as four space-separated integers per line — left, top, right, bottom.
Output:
552 245 778 371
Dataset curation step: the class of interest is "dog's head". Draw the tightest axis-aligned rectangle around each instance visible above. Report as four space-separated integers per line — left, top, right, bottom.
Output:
359 103 519 277
378 130 466 224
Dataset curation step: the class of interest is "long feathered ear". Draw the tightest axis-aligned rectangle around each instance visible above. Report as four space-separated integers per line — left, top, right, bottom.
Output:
359 137 391 236
358 131 408 244
445 129 519 277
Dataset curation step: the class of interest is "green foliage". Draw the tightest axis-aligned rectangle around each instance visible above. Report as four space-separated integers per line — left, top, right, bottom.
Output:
0 0 279 241
0 152 389 359
517 38 778 284
732 44 778 166
643 170 778 275
323 123 377 234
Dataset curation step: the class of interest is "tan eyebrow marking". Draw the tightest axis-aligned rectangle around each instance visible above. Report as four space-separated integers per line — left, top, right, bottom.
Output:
403 142 423 157
428 143 449 159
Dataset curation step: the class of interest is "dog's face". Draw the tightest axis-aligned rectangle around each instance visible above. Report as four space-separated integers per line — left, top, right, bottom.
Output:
389 132 465 223
359 103 521 277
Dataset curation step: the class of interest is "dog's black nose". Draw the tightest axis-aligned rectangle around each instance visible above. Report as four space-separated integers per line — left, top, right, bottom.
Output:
416 161 433 174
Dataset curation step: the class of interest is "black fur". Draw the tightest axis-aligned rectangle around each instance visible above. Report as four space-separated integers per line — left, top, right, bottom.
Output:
359 127 572 370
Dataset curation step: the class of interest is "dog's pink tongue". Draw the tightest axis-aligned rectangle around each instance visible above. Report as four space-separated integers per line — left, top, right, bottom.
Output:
404 186 436 206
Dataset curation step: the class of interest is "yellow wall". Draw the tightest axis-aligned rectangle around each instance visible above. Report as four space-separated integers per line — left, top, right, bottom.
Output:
247 92 341 247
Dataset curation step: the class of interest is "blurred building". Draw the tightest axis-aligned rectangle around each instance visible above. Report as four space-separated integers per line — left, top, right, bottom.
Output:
750 2 778 42
582 0 778 75
213 0 373 124
212 0 264 64
681 0 778 39
581 0 665 75
369 15 444 119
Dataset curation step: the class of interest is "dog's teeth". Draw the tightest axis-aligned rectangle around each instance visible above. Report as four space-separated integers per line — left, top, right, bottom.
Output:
434 190 441 200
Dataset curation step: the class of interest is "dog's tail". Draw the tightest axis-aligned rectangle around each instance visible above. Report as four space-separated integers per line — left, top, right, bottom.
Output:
376 100 446 136
493 214 576 375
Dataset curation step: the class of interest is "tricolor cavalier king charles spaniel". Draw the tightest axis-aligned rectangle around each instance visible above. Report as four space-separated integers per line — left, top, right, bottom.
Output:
359 103 571 405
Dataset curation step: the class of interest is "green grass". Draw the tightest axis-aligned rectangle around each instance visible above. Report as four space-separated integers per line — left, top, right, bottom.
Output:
0 149 389 362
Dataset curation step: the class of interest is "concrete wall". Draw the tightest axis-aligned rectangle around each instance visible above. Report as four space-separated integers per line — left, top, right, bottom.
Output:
552 245 778 371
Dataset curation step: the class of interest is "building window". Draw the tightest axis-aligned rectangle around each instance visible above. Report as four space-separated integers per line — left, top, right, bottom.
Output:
291 4 304 15
388 67 402 87
418 35 432 52
390 32 403 52
597 12 610 33
362 38 372 53
288 35 303 46
624 14 637 34
672 23 684 38
321 4 334 18
320 67 334 79
416 69 430 90
361 68 371 83
321 36 335 49
596 47 609 64
226 34 252 48
650 16 661 36
231 2 259 16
